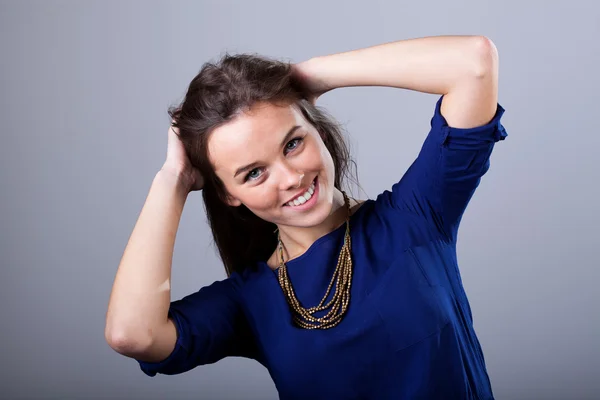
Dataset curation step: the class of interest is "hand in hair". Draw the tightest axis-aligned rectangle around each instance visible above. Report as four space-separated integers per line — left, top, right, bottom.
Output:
160 122 204 192
291 59 332 105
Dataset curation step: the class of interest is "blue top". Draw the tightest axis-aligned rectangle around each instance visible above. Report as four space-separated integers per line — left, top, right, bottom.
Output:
137 95 507 400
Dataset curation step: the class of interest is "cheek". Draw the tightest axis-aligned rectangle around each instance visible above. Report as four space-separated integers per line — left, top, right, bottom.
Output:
239 187 280 211
302 140 328 169
317 143 335 176
221 179 277 211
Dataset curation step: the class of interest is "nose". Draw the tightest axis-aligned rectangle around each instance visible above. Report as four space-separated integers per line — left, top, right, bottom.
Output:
275 162 303 191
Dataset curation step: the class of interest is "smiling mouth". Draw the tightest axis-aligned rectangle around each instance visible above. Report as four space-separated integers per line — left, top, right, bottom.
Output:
284 177 317 207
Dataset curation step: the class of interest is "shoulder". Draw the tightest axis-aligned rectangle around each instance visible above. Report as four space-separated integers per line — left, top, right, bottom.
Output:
227 262 272 295
349 198 365 216
351 195 421 231
195 264 266 301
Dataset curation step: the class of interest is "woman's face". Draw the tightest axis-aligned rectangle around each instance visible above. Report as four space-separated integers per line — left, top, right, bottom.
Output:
208 101 336 228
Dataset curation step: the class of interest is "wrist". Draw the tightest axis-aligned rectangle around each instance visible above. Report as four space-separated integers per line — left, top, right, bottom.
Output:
155 168 191 196
304 56 334 92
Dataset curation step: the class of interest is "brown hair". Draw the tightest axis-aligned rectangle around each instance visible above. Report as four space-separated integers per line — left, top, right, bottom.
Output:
169 53 357 277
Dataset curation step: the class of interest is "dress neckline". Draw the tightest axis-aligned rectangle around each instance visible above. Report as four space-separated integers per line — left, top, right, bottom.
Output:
259 199 372 273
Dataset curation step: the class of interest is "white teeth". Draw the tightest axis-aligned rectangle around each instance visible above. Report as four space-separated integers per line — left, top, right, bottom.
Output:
286 179 317 207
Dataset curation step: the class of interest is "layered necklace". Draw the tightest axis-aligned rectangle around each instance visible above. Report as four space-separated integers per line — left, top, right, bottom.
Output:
276 191 353 330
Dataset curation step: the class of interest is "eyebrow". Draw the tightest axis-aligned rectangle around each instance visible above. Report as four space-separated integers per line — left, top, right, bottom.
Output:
233 125 302 178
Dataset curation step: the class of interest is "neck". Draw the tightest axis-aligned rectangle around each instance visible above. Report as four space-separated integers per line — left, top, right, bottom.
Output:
276 188 347 261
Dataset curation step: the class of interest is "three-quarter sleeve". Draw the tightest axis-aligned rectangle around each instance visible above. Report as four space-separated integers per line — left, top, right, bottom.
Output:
137 275 257 377
388 95 508 241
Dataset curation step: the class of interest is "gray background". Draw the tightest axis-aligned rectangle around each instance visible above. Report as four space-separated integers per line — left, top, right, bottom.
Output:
1 0 598 399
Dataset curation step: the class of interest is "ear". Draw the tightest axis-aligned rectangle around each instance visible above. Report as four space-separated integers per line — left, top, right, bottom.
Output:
225 194 242 207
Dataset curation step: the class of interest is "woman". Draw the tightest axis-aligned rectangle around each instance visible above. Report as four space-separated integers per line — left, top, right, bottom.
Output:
106 35 507 399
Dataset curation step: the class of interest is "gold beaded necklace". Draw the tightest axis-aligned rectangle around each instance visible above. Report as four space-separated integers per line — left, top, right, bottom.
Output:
276 191 353 330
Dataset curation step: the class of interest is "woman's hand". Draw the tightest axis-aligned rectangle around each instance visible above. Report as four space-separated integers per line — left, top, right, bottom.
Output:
291 58 332 105
160 122 204 192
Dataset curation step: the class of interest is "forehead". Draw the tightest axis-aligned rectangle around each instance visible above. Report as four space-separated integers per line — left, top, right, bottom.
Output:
208 102 308 174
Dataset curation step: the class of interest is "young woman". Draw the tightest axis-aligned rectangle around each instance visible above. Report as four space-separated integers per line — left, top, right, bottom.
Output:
106 35 507 399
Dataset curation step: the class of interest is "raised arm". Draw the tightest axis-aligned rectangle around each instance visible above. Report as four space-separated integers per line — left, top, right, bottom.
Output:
105 169 189 361
293 35 498 129
105 126 256 375
293 35 506 241
105 123 202 360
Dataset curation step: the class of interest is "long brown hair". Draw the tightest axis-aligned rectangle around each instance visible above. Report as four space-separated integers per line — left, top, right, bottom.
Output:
169 53 357 277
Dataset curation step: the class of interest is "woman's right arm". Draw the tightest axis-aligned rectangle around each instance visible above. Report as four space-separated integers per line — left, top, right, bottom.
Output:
105 169 190 362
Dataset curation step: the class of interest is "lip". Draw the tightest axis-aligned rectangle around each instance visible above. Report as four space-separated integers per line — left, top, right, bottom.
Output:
283 176 319 210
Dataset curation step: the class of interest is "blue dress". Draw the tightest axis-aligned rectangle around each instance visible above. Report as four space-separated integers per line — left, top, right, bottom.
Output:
137 95 508 399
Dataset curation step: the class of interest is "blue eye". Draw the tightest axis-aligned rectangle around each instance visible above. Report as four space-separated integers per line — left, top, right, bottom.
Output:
285 137 303 152
243 138 303 183
245 168 263 181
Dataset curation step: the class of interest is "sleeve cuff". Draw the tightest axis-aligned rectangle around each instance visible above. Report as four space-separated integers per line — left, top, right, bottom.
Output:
431 95 508 149
137 308 189 377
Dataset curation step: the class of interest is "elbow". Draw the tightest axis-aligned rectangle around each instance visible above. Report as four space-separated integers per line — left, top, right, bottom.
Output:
105 323 152 356
470 36 499 79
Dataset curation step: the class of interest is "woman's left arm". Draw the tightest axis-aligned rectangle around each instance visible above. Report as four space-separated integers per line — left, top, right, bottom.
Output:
295 35 505 241
295 35 498 129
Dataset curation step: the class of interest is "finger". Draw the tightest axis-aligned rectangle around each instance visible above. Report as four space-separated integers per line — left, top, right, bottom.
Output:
169 119 180 133
167 123 180 148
